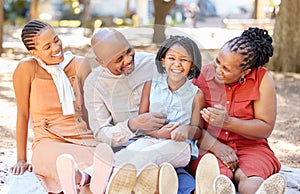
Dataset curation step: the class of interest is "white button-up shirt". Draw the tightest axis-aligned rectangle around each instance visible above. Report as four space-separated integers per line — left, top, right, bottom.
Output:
84 52 158 147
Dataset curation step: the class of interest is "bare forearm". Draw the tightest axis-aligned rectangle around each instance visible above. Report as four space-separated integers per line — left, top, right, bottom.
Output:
128 117 140 132
198 129 220 151
128 113 167 132
188 125 202 140
223 116 273 139
16 116 29 162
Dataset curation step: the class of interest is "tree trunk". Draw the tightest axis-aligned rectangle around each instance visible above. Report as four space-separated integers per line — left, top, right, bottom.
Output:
268 0 300 73
29 0 39 20
81 0 91 27
0 0 3 54
125 0 131 18
152 0 176 44
81 0 92 36
253 0 266 19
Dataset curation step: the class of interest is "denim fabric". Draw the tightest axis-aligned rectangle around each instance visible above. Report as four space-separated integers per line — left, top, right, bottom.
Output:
176 168 195 194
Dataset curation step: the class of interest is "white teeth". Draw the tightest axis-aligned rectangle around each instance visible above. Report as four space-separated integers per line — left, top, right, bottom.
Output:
52 52 62 57
171 69 182 73
216 74 223 80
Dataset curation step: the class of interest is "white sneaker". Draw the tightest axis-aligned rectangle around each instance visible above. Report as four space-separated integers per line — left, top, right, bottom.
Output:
90 143 114 194
133 163 159 194
107 163 137 194
213 174 235 194
56 154 78 194
195 153 220 194
255 173 286 194
159 162 178 194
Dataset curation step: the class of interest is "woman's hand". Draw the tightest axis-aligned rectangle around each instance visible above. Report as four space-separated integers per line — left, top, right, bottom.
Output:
211 142 238 172
10 160 32 175
201 104 228 127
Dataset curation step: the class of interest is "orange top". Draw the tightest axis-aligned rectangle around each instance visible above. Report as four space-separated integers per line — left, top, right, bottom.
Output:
28 60 98 192
30 61 98 148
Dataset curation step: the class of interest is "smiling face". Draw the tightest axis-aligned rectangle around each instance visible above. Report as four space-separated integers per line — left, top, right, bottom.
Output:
214 44 250 85
91 28 135 76
105 47 135 76
30 27 64 65
162 43 193 89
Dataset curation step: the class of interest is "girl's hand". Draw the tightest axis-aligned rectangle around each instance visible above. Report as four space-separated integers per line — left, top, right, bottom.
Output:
10 160 32 175
201 104 228 127
171 124 188 141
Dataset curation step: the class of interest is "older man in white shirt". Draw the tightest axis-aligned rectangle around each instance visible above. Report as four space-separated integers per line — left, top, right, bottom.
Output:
83 28 195 194
84 29 164 147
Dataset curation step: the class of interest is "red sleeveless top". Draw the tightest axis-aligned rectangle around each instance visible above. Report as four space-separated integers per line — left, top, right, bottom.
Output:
193 64 267 142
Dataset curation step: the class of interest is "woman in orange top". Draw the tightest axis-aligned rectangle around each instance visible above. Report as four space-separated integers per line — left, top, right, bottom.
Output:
10 19 100 193
189 27 286 194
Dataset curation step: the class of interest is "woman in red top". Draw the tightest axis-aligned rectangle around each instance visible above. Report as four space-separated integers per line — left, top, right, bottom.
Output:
189 27 286 194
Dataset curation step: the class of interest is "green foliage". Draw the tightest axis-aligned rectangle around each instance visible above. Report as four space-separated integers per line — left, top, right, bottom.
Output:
4 0 30 24
5 0 27 13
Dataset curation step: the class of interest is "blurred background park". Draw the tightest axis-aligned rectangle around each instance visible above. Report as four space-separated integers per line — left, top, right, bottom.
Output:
0 0 299 72
0 1 299 193
0 0 299 170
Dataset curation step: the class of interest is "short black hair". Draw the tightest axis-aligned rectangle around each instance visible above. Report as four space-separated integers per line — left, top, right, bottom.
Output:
155 35 202 79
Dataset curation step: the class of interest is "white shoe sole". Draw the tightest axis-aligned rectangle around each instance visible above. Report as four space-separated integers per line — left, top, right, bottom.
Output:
195 153 220 194
213 174 235 194
107 163 137 194
159 162 178 194
90 143 114 194
255 173 286 194
133 163 159 194
56 154 77 194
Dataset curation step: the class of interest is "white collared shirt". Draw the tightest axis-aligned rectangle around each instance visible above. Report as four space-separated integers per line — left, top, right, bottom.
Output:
84 52 159 147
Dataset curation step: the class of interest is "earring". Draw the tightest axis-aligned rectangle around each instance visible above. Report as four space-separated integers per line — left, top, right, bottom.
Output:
239 77 246 85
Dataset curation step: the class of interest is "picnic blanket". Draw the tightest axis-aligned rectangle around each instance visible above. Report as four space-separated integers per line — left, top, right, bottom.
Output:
1 149 300 194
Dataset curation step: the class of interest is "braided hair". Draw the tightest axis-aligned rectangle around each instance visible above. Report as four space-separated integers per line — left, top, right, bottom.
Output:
155 35 202 79
21 19 51 51
226 27 273 71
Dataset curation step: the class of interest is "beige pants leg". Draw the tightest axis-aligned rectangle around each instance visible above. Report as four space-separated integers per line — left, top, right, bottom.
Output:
113 138 191 171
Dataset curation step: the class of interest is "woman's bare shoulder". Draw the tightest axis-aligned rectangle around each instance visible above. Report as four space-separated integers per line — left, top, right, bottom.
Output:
72 55 91 82
73 55 90 67
14 57 36 74
13 57 37 83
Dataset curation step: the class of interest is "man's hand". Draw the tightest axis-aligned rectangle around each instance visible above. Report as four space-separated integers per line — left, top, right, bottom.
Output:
171 124 189 141
151 123 180 139
129 113 168 132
